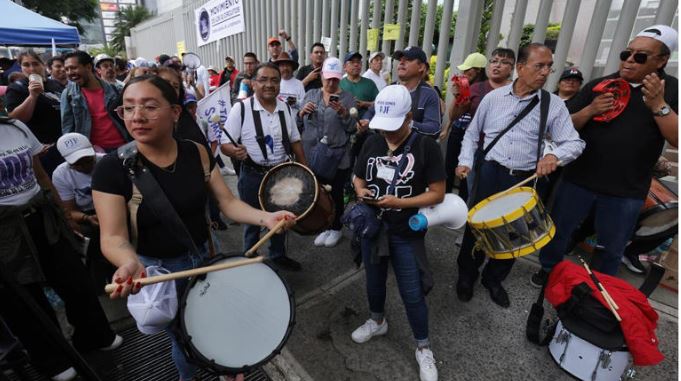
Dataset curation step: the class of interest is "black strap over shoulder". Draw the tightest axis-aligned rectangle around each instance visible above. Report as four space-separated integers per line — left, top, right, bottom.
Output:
249 97 293 161
250 97 269 162
468 95 540 206
388 131 419 195
536 89 551 164
117 142 203 256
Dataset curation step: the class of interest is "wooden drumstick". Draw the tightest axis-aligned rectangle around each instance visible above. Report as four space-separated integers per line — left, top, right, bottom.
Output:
104 219 290 294
577 257 622 322
104 256 265 294
505 161 563 192
244 219 289 258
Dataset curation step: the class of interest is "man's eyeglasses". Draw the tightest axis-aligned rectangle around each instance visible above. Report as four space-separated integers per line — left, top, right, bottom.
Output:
489 59 514 66
529 63 555 73
116 104 170 120
254 77 281 85
619 50 663 64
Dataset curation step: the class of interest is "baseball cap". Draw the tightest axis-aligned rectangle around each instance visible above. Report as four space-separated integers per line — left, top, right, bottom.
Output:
321 57 343 79
457 52 487 71
369 85 412 132
273 51 299 70
559 67 583 82
225 55 235 62
369 51 385 62
56 133 95 164
183 94 198 106
344 51 362 64
636 24 678 52
392 46 427 64
268 36 281 45
207 65 218 73
94 53 114 68
126 266 178 335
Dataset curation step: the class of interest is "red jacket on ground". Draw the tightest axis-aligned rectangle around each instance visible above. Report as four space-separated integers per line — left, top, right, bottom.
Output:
545 260 663 366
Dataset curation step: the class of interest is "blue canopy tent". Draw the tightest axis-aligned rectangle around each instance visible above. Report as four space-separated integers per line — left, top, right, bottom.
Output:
0 0 80 46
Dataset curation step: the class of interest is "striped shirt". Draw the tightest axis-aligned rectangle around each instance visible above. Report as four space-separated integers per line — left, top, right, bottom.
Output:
458 83 584 171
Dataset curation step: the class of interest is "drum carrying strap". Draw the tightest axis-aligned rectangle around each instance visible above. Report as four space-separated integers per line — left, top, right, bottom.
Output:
250 97 292 163
120 141 211 256
468 90 549 207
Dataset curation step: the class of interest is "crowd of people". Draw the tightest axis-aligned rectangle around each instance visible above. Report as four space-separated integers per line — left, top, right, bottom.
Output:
0 23 677 381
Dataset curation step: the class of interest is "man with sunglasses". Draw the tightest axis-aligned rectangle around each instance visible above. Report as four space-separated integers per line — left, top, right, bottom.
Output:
534 25 678 285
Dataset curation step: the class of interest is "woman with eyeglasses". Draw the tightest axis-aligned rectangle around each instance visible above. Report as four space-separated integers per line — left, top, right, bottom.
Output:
442 48 516 200
92 75 294 381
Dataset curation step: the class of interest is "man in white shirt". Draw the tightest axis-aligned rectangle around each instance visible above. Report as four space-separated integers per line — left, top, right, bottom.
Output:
274 52 305 114
221 63 307 271
362 51 389 91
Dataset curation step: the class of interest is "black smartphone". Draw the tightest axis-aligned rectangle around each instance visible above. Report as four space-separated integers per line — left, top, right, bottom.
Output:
329 95 339 103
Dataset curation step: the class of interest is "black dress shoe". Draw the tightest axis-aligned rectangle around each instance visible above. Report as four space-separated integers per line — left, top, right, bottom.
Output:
482 283 510 308
456 282 474 302
271 256 302 271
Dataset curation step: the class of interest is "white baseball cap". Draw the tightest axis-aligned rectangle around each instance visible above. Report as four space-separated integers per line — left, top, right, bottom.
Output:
636 24 678 52
126 266 178 335
56 133 95 164
322 57 343 80
369 84 412 132
369 51 385 62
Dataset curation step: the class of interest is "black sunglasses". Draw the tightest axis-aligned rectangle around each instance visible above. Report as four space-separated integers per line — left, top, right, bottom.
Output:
619 50 661 64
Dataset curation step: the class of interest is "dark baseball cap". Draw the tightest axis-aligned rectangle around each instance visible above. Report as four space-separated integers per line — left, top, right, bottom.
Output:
560 67 583 82
392 46 427 64
344 51 362 64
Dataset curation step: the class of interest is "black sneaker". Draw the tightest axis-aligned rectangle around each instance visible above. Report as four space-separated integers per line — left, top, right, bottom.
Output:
622 252 646 274
271 256 302 271
530 269 549 288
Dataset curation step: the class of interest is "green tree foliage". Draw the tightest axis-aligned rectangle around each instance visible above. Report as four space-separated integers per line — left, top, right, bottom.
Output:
22 0 98 33
520 22 561 47
110 5 151 53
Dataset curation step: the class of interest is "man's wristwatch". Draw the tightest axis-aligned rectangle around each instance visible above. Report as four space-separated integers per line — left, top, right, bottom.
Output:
654 104 671 117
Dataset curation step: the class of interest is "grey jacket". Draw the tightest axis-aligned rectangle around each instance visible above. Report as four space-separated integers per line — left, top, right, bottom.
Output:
298 89 356 169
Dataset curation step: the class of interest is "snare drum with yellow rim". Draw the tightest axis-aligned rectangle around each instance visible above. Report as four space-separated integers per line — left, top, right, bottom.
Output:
467 187 555 260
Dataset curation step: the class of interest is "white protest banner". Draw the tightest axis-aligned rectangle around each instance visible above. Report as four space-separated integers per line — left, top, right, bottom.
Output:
195 0 245 47
197 82 231 142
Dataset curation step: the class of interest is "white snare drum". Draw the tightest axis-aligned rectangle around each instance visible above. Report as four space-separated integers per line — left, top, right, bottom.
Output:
178 255 295 373
468 187 555 259
549 320 633 381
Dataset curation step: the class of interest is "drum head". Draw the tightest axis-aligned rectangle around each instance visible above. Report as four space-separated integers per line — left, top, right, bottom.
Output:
470 189 535 224
260 163 317 217
180 256 295 373
183 52 201 69
634 206 678 240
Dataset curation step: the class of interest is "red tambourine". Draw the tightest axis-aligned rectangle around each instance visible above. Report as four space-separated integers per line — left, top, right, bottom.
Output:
592 78 630 122
451 75 471 106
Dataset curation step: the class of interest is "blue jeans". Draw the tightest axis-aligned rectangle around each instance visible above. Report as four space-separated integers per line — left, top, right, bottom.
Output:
539 180 644 275
138 244 208 381
361 233 429 342
237 165 286 258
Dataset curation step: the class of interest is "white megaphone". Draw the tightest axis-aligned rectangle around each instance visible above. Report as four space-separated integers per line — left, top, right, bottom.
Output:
409 193 468 231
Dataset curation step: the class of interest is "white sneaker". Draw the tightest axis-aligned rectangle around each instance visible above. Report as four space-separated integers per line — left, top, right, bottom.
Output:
324 230 343 247
100 334 123 351
51 367 77 381
351 318 388 343
415 348 438 381
314 230 330 246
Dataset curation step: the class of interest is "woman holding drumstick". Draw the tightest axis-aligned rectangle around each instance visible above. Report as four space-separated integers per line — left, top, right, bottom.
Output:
92 75 294 381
